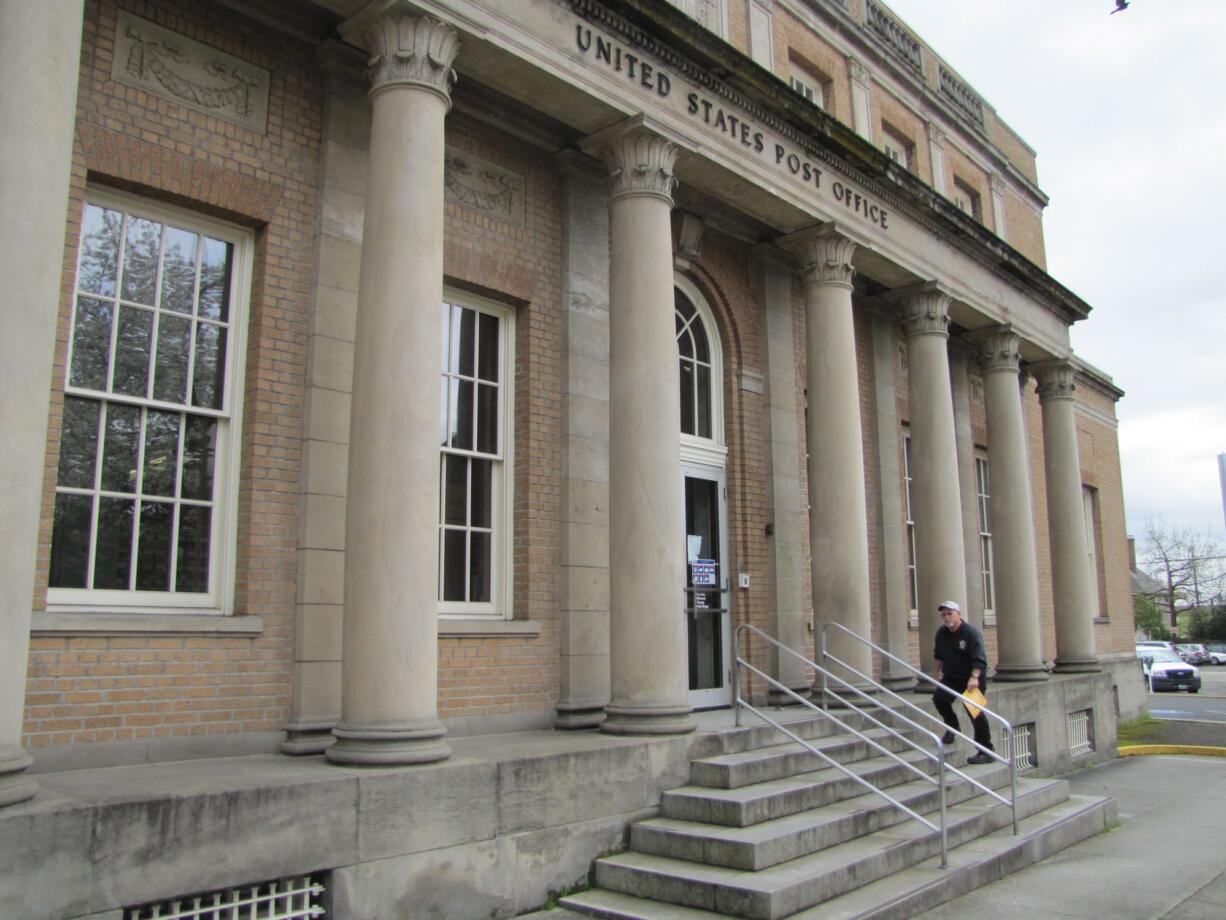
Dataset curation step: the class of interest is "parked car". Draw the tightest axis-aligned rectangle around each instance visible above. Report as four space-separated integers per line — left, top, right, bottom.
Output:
1176 644 1210 665
1136 646 1201 693
1206 644 1226 665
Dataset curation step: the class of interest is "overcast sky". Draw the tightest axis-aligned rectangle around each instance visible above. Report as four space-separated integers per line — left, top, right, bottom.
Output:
883 0 1226 545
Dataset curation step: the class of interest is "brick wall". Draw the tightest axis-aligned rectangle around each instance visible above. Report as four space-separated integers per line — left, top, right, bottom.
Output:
25 0 321 749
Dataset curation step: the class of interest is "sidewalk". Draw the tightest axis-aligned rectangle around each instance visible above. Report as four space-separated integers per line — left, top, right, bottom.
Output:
914 751 1226 919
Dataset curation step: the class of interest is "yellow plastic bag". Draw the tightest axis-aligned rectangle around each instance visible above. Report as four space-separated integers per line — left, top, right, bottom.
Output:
962 687 987 720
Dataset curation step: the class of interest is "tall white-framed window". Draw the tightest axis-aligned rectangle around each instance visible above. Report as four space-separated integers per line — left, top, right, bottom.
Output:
1082 484 1106 619
903 432 919 628
975 452 996 626
48 190 251 614
676 276 727 468
438 292 515 619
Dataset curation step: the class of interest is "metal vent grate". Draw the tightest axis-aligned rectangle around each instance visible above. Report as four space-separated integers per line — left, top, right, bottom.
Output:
124 874 325 920
1067 709 1094 758
1009 722 1036 771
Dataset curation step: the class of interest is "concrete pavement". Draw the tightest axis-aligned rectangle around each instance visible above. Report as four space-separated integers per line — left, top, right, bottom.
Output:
914 753 1226 920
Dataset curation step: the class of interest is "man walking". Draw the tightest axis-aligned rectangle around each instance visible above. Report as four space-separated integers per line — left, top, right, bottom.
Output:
932 600 995 765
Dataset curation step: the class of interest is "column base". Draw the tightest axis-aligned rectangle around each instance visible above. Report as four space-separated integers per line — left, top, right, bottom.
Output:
280 723 337 756
553 703 607 730
880 672 918 693
1053 656 1102 673
767 684 814 706
600 702 695 736
0 747 36 808
326 719 451 765
993 663 1050 682
811 680 878 708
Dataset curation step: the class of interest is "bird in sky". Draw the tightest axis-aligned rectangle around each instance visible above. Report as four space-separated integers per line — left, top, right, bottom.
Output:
1111 0 1129 13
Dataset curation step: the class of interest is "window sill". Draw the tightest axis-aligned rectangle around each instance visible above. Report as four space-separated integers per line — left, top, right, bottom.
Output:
32 611 264 637
1093 617 1111 625
439 619 541 638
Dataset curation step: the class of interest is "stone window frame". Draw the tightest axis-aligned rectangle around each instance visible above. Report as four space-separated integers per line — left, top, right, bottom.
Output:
952 177 982 221
1082 484 1107 621
974 450 997 627
787 54 829 112
437 289 516 621
46 188 252 619
879 120 914 171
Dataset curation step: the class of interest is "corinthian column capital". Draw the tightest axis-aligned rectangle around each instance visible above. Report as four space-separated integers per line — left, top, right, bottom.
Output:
585 118 681 203
896 283 951 338
779 223 857 289
1031 357 1077 401
345 5 460 102
973 326 1022 373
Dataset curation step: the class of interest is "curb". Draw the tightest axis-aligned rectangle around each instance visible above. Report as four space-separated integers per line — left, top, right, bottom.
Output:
1117 744 1226 757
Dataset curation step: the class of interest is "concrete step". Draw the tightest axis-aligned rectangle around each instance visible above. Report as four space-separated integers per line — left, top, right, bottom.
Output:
633 762 1012 870
661 749 938 828
709 712 858 755
589 777 1069 919
689 728 923 790
787 793 1117 919
561 792 1113 920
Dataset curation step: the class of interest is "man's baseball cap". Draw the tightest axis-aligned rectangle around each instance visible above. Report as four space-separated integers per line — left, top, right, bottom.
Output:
937 600 961 613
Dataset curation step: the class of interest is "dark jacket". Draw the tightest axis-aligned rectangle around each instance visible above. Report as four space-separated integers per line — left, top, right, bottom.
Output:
933 619 988 682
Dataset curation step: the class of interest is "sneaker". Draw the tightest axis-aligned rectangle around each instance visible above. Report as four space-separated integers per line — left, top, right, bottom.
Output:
941 730 955 745
967 751 994 765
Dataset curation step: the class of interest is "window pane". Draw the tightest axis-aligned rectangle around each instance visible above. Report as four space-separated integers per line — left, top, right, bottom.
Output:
176 504 211 592
69 297 115 391
136 500 173 590
58 397 101 489
477 312 499 381
101 404 141 493
77 205 121 297
181 415 217 501
696 364 712 439
143 410 180 498
679 362 695 435
476 383 498 454
49 493 92 588
153 314 191 403
693 322 710 363
439 374 450 446
452 379 474 450
446 303 461 373
192 322 226 409
94 496 134 589
457 307 476 378
470 458 492 528
675 292 695 321
469 531 491 602
198 237 232 321
120 217 162 306
677 327 694 359
443 454 467 525
113 305 154 397
441 529 466 600
161 227 199 315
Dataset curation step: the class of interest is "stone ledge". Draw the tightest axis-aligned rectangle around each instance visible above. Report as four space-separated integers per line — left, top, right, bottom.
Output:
439 618 541 638
31 611 264 637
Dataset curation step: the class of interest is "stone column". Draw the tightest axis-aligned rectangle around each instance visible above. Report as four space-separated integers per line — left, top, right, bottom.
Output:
554 150 612 728
897 285 966 673
847 58 873 141
327 8 459 765
584 117 693 735
780 225 873 690
1034 359 1100 672
753 245 810 695
976 329 1046 681
925 121 948 197
950 346 987 630
0 0 84 807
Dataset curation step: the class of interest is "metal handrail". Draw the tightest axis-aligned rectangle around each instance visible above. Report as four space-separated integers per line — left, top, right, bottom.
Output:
820 621 1018 834
735 624 952 867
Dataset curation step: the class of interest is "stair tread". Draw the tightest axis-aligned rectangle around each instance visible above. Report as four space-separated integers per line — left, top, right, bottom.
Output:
786 793 1113 919
601 777 1065 895
640 764 1010 846
561 888 726 918
692 728 912 768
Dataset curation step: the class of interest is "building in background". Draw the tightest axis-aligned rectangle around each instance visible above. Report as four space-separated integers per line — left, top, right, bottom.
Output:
0 1 1138 917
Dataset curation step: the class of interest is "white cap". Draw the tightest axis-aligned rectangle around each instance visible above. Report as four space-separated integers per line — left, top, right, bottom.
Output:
938 600 961 613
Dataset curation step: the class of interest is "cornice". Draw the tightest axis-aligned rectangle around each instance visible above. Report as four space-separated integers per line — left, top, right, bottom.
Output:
575 0 1088 326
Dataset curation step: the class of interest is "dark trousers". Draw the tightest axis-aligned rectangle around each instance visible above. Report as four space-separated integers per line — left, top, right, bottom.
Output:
933 673 993 751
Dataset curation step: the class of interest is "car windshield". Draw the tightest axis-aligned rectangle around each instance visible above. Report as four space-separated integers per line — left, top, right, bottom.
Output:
1140 648 1182 663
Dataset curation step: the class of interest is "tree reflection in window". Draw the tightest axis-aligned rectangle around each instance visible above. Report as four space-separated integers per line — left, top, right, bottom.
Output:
50 201 232 596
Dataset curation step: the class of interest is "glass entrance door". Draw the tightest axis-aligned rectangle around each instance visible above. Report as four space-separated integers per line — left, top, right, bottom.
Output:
684 466 732 709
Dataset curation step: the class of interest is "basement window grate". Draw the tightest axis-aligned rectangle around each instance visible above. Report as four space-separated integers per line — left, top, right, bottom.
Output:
1067 709 1094 758
124 873 326 920
1009 722 1036 772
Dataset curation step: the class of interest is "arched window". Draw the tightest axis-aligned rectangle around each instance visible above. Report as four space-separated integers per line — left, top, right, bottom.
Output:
674 279 727 467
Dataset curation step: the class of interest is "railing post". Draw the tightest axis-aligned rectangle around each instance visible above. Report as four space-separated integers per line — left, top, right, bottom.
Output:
733 625 743 727
938 746 948 869
819 624 829 710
